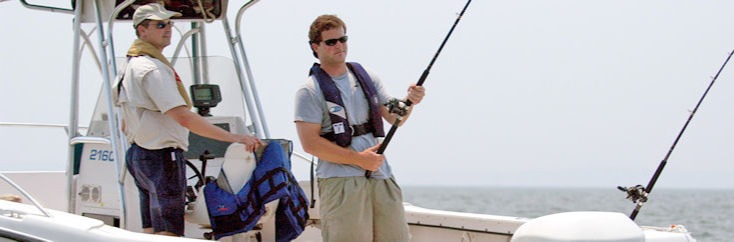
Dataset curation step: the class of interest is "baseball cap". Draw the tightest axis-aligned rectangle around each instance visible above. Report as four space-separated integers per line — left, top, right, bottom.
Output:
132 3 182 27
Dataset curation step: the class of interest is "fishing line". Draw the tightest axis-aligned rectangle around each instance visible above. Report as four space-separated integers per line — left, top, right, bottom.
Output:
366 0 472 178
620 49 734 220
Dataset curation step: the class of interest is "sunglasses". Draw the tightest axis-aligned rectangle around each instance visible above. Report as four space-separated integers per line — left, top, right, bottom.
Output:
147 20 174 29
321 36 348 46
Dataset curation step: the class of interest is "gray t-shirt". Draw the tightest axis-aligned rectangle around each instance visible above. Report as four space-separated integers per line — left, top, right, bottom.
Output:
294 65 393 179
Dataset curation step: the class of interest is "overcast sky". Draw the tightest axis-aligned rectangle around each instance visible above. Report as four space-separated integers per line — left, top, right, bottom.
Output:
2 0 733 190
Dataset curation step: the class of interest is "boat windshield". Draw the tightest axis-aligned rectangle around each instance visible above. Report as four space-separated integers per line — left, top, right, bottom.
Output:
86 56 247 137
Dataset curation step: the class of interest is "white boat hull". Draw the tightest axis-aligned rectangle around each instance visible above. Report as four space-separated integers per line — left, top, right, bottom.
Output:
0 171 695 242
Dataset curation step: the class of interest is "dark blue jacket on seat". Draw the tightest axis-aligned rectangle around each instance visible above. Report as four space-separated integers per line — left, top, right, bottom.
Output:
204 140 309 241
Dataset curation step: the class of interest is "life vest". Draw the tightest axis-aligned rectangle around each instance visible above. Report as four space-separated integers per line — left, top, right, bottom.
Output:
309 62 385 147
203 140 309 240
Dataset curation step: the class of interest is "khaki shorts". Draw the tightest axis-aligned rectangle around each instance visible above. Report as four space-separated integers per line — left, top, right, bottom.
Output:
318 176 409 242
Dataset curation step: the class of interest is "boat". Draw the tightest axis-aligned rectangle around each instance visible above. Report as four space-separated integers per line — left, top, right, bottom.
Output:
0 1 699 241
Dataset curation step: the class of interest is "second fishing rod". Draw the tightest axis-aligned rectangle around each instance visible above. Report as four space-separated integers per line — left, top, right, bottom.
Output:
366 0 472 178
618 49 734 220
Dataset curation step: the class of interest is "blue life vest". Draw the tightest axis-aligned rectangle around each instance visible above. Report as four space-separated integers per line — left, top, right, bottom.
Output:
309 62 385 147
203 140 309 241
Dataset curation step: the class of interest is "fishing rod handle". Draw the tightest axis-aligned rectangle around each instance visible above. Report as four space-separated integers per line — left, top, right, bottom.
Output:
377 122 400 154
628 50 734 220
365 121 401 177
629 204 642 220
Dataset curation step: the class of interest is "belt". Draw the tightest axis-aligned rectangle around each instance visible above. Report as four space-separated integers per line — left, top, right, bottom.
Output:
131 143 183 153
351 123 373 137
130 143 183 161
321 123 375 142
161 146 184 153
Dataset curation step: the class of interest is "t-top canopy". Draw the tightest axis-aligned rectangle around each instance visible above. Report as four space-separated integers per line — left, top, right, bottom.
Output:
115 0 223 22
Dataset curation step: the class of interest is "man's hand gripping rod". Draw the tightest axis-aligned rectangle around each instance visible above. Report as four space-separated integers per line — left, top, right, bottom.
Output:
366 0 472 178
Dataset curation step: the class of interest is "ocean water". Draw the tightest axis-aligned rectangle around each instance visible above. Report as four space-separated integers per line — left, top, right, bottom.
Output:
402 186 733 242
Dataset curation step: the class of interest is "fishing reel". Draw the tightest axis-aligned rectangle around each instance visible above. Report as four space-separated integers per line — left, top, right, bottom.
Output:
385 98 409 116
617 185 648 204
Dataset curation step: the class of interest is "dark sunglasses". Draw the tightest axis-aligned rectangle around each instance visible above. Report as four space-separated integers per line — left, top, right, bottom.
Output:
322 36 348 46
147 20 173 29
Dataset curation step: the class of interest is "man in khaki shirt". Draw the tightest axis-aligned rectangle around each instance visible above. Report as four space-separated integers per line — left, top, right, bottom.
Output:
116 3 262 236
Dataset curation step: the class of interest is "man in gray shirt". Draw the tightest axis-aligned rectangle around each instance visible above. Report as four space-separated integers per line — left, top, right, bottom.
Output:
294 14 425 241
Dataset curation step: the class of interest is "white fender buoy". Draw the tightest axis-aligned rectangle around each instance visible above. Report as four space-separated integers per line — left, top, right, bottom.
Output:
511 212 644 242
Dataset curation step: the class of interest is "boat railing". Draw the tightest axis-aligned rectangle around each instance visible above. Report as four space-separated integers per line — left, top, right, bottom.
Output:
291 151 318 209
170 28 202 67
232 0 269 138
292 151 314 165
0 173 53 218
88 0 129 229
18 0 73 14
0 122 88 136
69 137 110 145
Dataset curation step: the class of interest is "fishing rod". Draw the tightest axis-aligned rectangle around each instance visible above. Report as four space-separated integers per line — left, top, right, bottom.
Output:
619 50 734 220
366 0 472 178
